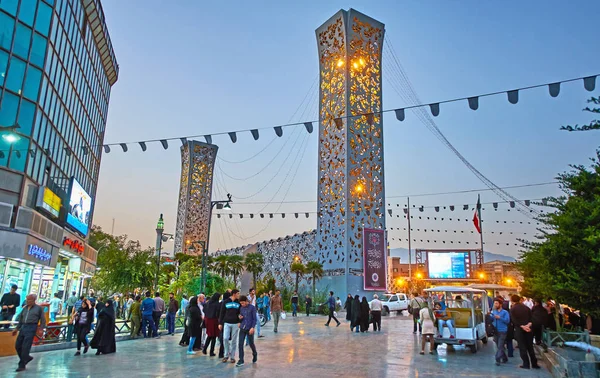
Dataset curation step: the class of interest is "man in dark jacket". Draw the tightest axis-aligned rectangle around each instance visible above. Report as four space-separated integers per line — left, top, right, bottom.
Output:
510 295 540 370
1 285 20 328
324 291 341 327
236 295 257 367
219 289 241 363
305 295 312 317
166 293 179 336
531 299 548 345
501 297 514 358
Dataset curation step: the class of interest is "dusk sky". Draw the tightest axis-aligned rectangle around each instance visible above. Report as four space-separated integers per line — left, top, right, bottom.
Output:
93 1 599 257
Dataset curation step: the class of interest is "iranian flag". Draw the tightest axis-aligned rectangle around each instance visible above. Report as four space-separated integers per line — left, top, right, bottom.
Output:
473 195 482 234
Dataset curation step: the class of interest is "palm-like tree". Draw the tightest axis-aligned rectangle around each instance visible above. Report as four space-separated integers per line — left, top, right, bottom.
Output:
228 255 245 287
305 261 324 298
244 253 264 290
290 262 306 293
213 255 230 279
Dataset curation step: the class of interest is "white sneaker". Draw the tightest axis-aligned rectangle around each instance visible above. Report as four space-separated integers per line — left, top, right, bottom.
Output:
187 351 196 355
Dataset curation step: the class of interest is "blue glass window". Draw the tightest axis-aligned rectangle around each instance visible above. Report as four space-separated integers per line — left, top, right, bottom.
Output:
23 65 42 100
30 33 47 67
34 2 51 36
0 92 19 126
17 99 35 136
18 0 37 27
0 12 15 50
0 50 7 86
13 23 32 59
0 0 18 16
9 136 29 172
5 56 26 93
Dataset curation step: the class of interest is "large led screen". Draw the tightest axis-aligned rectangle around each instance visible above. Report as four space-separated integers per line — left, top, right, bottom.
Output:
66 178 92 236
427 252 470 279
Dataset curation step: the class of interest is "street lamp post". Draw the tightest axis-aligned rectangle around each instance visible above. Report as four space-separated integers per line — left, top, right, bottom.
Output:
155 214 173 290
187 193 232 293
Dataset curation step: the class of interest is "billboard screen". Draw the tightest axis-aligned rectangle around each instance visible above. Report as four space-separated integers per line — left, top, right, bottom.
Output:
66 178 92 236
363 228 387 291
427 252 471 279
36 187 61 218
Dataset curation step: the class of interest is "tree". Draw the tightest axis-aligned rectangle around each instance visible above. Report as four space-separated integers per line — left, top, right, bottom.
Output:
305 261 324 298
560 97 600 132
213 255 230 279
228 255 245 287
519 149 600 317
244 253 264 290
290 262 306 293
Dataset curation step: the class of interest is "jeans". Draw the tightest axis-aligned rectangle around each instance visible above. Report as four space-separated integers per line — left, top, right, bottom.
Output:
494 331 508 362
306 305 310 316
166 312 176 334
514 327 538 368
256 318 261 336
506 335 514 357
273 311 281 332
50 312 57 322
142 314 157 337
437 319 455 337
353 325 360 333
238 328 257 363
223 323 239 360
15 324 37 368
152 311 162 332
188 336 196 352
325 309 340 325
264 306 270 321
76 325 90 351
292 303 298 316
371 311 382 331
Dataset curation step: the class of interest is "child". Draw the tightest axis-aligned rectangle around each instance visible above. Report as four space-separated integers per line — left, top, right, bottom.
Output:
236 295 258 367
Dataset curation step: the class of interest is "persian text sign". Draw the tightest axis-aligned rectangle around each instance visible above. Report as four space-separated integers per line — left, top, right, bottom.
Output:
363 228 387 291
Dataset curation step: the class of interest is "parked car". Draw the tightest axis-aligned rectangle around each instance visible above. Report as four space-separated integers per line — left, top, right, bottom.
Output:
370 293 409 316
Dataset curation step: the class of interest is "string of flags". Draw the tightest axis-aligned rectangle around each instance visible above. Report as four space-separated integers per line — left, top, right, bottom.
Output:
389 238 521 247
2 74 596 156
387 227 529 235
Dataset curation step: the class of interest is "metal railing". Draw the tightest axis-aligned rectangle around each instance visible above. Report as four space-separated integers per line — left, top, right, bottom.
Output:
543 329 591 347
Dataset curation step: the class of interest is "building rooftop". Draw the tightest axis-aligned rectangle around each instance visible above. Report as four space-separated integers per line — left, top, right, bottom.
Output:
83 0 119 85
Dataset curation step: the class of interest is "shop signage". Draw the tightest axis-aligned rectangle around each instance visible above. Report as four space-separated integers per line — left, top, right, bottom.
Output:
63 237 84 254
36 187 62 218
28 244 52 262
362 228 387 291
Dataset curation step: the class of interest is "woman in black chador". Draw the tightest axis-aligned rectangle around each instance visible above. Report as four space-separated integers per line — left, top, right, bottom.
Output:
350 295 361 333
91 299 116 355
360 297 370 332
344 294 353 322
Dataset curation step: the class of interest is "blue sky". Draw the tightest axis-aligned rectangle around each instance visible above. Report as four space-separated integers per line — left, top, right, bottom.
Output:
93 1 600 257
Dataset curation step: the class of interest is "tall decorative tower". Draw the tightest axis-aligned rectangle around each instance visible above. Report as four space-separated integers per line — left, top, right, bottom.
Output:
174 141 218 255
315 9 386 296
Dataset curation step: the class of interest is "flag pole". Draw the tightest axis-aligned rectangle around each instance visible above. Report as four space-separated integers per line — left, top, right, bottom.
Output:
478 194 484 273
407 197 412 282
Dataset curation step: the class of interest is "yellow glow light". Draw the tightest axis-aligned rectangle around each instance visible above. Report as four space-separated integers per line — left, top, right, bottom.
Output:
359 58 366 66
506 278 513 284
478 272 485 279
337 59 344 67
416 272 423 279
355 183 364 193
396 278 404 286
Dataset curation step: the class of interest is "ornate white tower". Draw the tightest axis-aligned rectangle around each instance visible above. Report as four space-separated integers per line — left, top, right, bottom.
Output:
315 9 386 296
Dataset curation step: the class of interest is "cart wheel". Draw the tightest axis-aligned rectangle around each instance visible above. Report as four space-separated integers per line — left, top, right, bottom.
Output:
482 336 488 344
382 306 389 316
469 344 477 353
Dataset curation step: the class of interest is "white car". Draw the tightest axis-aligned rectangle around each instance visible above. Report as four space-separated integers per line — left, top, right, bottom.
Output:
370 293 409 316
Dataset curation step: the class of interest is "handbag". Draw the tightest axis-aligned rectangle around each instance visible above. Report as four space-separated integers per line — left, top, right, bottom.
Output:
280 312 287 320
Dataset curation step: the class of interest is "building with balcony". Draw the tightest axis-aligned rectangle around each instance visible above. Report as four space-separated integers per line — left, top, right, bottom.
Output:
0 0 118 303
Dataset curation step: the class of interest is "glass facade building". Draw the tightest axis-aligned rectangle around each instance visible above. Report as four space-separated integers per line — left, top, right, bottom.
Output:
0 0 118 306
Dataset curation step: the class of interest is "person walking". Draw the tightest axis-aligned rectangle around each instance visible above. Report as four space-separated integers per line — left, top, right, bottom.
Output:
218 291 231 359
510 295 540 370
202 293 221 356
305 295 312 317
270 290 283 333
419 305 436 355
13 294 46 372
126 294 134 319
410 292 426 334
262 293 271 322
1 284 20 329
351 295 361 333
49 293 62 322
344 294 353 322
66 291 78 317
491 298 510 365
236 295 258 367
186 296 203 355
73 298 94 356
324 291 341 327
370 294 383 331
90 300 116 355
129 295 142 339
219 289 241 363
290 291 299 317
360 297 370 332
153 292 165 334
531 299 547 345
501 297 515 358
166 293 179 336
248 288 262 338
141 291 158 338
179 295 189 317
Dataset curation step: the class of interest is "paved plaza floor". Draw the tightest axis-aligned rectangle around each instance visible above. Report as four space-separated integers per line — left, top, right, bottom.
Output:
0 315 550 378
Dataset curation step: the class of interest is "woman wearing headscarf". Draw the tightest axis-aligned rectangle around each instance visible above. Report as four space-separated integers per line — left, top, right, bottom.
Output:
202 293 221 356
90 299 116 355
344 294 353 322
360 297 370 333
179 296 192 347
350 295 361 333
73 298 94 356
186 296 202 355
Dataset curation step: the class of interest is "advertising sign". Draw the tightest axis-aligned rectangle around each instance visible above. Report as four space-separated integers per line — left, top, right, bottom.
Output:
427 252 471 279
36 187 61 218
66 178 92 236
363 228 387 291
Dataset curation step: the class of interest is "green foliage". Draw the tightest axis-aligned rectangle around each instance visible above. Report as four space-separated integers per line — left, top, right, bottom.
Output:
519 149 600 317
244 253 264 290
560 97 600 132
213 255 230 278
228 255 245 286
305 261 324 297
290 262 306 293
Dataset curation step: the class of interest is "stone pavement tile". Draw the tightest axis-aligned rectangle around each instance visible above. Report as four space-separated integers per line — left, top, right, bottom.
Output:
0 315 551 378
